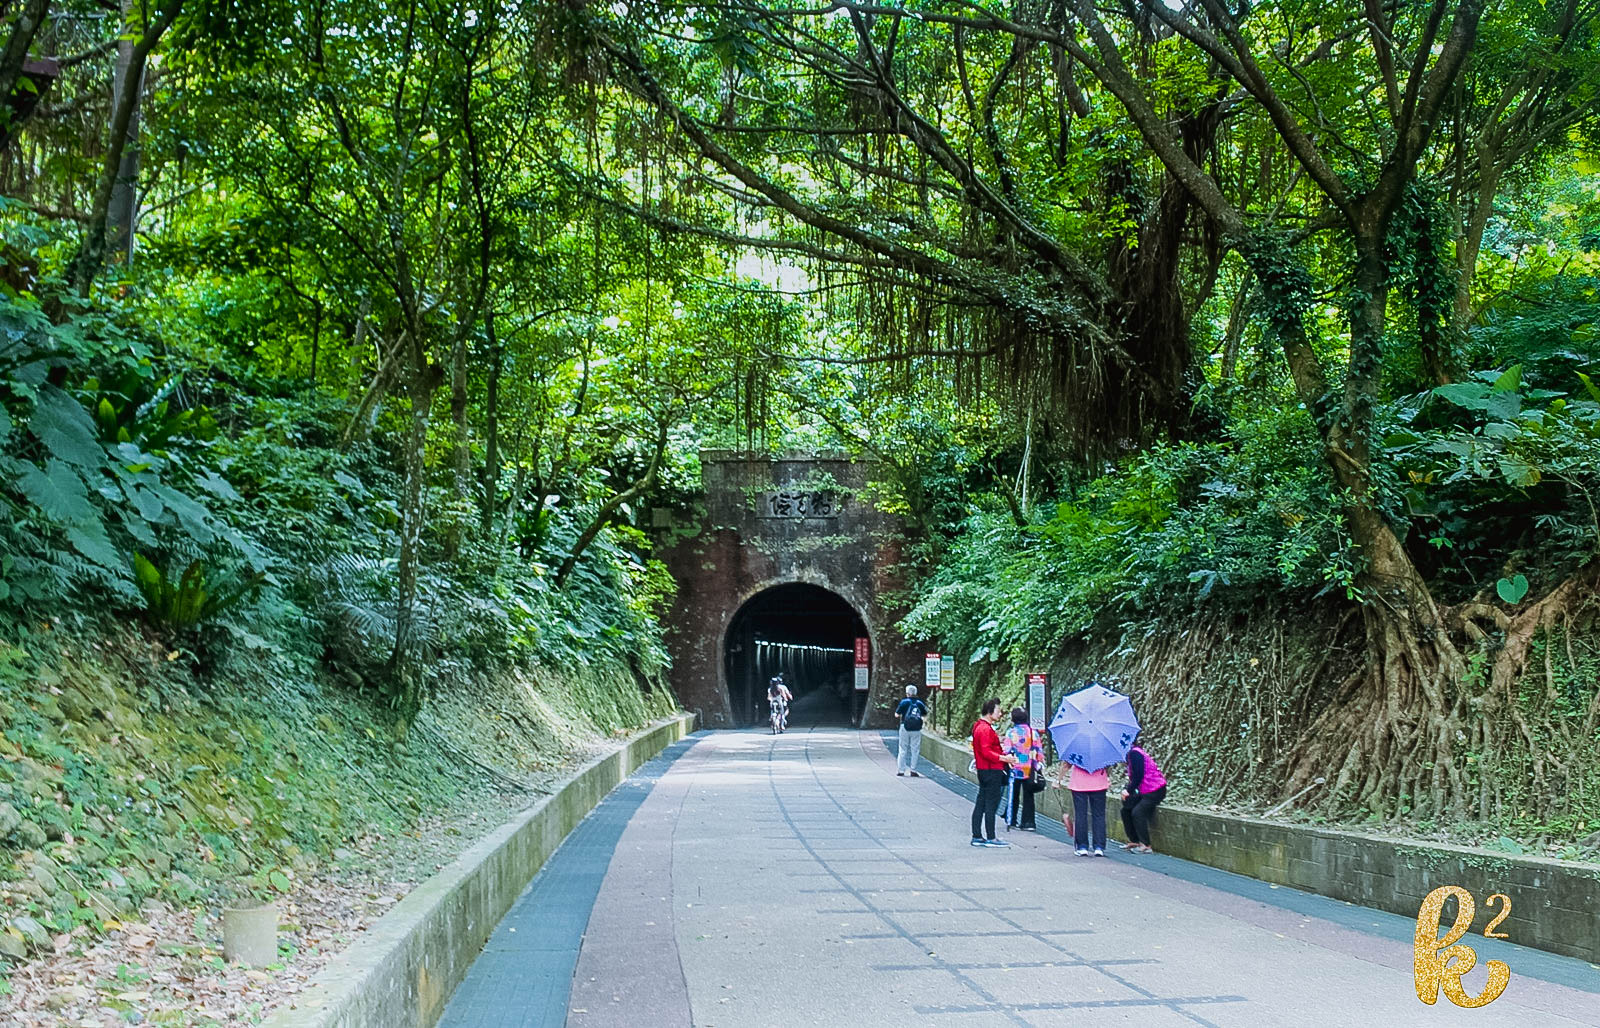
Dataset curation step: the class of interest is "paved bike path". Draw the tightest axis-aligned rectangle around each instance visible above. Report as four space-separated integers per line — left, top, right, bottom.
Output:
440 728 1600 1027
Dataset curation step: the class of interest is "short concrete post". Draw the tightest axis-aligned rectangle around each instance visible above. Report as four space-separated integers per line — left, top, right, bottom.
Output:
223 902 279 967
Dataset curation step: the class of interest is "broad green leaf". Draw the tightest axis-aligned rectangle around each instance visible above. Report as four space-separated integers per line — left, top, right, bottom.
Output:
118 508 160 547
1383 429 1424 448
195 470 241 502
122 483 166 524
152 486 215 545
1496 575 1530 604
1498 457 1540 488
1578 372 1600 404
132 553 164 605
66 522 121 569
1490 364 1522 392
1433 382 1492 411
1485 391 1522 421
28 385 103 467
15 459 95 524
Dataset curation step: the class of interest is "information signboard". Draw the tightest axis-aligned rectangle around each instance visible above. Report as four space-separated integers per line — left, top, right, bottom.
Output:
940 654 955 691
854 637 870 692
1026 672 1049 731
924 653 941 692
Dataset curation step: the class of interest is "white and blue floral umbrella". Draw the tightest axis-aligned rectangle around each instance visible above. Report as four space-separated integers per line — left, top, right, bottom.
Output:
1047 683 1140 772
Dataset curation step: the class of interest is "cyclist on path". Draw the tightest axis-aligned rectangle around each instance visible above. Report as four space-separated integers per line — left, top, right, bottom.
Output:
767 675 792 732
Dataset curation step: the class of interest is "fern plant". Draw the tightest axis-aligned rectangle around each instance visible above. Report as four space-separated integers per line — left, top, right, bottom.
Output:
133 554 264 630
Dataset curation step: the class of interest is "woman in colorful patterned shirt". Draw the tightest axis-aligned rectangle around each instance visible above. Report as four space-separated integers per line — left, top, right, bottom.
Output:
1002 708 1044 831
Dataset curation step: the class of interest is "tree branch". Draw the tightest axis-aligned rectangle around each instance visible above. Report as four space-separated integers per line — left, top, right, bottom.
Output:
554 418 670 587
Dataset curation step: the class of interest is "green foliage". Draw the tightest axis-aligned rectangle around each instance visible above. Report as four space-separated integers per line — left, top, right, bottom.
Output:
0 619 672 951
903 409 1356 668
0 296 248 611
1382 363 1600 597
132 555 264 631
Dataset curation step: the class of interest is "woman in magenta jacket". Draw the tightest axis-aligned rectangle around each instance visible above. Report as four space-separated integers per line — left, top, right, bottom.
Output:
1120 744 1168 854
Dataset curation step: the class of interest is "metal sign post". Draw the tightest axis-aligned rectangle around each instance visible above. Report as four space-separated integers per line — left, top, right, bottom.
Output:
853 637 869 725
935 654 950 733
1026 671 1049 729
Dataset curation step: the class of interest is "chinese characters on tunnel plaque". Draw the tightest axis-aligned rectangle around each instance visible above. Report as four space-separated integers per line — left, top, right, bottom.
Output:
1413 885 1511 1008
757 490 843 518
854 637 869 692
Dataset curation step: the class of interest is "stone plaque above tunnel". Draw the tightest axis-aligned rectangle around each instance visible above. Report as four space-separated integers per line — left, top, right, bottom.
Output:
655 452 922 729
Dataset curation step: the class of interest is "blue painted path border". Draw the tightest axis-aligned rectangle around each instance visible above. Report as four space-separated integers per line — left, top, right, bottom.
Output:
436 735 702 1028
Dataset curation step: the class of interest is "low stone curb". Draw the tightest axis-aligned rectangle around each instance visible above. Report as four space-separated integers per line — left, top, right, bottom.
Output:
916 729 1600 965
262 713 697 1028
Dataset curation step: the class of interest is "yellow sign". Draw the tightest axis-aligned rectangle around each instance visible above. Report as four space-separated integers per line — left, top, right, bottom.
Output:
1413 885 1511 1008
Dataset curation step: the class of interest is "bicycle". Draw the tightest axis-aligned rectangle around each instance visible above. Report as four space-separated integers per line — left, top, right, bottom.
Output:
769 699 787 734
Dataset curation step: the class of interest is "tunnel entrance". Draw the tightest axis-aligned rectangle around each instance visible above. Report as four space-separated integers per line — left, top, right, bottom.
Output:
724 583 869 728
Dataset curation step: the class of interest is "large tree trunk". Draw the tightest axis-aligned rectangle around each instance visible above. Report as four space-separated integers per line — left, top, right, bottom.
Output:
478 316 502 536
65 1 179 293
388 351 443 721
107 0 143 266
444 326 470 555
1281 236 1478 816
1103 105 1219 441
0 0 52 140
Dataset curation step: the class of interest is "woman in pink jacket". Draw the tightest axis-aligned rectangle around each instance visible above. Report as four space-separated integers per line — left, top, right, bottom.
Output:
1054 759 1109 856
1120 744 1168 854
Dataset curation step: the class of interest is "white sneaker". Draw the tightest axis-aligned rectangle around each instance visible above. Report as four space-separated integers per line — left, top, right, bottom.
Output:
1093 849 1106 857
1075 848 1090 857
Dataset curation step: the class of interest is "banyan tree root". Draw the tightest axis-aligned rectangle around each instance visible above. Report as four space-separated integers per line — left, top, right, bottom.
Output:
1282 559 1599 823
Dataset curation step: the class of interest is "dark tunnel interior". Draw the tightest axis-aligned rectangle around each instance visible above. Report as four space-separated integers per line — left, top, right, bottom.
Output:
724 583 869 727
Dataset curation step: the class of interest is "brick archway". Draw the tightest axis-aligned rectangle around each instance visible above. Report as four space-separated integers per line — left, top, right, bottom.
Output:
722 579 873 727
654 452 923 728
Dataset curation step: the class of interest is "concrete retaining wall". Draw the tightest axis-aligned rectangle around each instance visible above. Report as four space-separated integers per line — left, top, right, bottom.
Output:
916 730 1600 965
263 714 697 1028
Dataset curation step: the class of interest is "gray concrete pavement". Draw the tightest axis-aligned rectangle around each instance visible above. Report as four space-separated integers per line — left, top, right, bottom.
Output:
450 728 1600 1027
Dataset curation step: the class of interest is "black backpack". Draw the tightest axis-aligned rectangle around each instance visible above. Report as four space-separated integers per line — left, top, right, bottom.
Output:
903 700 925 731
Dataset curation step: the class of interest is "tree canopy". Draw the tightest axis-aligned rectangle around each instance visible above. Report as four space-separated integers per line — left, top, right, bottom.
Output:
3 0 1599 827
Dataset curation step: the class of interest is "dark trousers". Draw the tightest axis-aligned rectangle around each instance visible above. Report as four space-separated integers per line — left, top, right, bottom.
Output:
1072 790 1107 851
1120 786 1166 846
973 769 1007 840
1008 773 1036 828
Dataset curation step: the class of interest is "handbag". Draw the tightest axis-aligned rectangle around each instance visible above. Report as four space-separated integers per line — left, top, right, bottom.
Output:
1029 775 1048 794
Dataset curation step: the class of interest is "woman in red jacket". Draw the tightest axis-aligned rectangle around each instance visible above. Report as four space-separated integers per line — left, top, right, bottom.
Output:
971 698 1018 846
